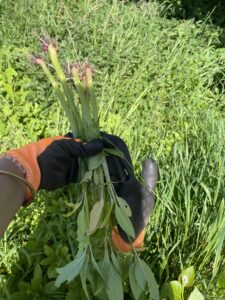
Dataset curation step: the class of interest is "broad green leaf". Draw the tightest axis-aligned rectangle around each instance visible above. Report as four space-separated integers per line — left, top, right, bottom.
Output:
117 197 132 217
115 205 135 239
104 148 125 159
179 266 195 287
136 259 160 300
88 154 104 170
55 251 86 287
31 264 42 291
107 261 124 300
88 198 104 234
188 287 204 300
129 263 144 300
168 281 183 300
80 170 92 183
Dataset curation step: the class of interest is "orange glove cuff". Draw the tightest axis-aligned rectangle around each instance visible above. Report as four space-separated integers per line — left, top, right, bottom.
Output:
112 227 145 253
5 136 79 205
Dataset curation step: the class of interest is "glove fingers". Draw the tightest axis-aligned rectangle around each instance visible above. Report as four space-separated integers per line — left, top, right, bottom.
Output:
101 132 134 176
55 138 103 158
141 158 158 192
82 139 104 156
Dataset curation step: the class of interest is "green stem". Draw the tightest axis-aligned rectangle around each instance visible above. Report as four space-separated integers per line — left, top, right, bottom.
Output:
72 67 93 136
48 44 82 136
39 61 76 133
86 67 99 128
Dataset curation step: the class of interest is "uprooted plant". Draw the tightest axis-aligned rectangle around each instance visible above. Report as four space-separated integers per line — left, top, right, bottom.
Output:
31 36 159 300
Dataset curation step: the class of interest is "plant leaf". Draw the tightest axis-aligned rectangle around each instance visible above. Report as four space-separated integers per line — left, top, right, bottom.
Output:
55 251 86 287
179 266 195 287
88 198 104 234
99 252 110 280
88 154 104 170
31 264 42 291
111 250 121 274
136 259 160 300
91 250 104 281
107 260 124 300
80 259 90 300
168 281 183 300
115 205 135 239
129 263 144 300
104 148 125 159
77 204 87 236
117 197 132 217
188 287 204 300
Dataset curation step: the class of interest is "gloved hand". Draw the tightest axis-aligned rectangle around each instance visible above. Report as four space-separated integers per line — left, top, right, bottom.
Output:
4 135 103 205
102 132 158 252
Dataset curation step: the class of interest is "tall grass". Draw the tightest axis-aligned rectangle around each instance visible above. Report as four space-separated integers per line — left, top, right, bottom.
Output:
145 112 225 284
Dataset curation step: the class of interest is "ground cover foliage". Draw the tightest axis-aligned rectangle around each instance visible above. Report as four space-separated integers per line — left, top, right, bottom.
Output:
0 0 224 299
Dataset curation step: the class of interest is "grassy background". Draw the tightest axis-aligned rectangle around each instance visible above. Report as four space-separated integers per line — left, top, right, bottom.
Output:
0 0 224 299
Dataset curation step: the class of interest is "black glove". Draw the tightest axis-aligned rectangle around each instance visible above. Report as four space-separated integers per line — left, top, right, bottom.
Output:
102 132 158 243
38 134 104 191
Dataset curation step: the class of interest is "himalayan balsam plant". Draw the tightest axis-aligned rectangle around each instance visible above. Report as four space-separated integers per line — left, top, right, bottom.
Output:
32 36 159 300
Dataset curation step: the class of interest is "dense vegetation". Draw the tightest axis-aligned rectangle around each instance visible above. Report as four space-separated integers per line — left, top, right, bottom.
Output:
0 0 224 299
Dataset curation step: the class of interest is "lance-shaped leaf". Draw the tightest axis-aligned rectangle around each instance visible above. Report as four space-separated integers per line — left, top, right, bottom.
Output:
91 251 105 281
117 197 132 217
80 259 90 300
77 204 87 236
107 260 124 300
55 251 86 287
135 259 160 300
88 197 104 234
111 250 121 274
129 263 144 300
115 204 135 239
